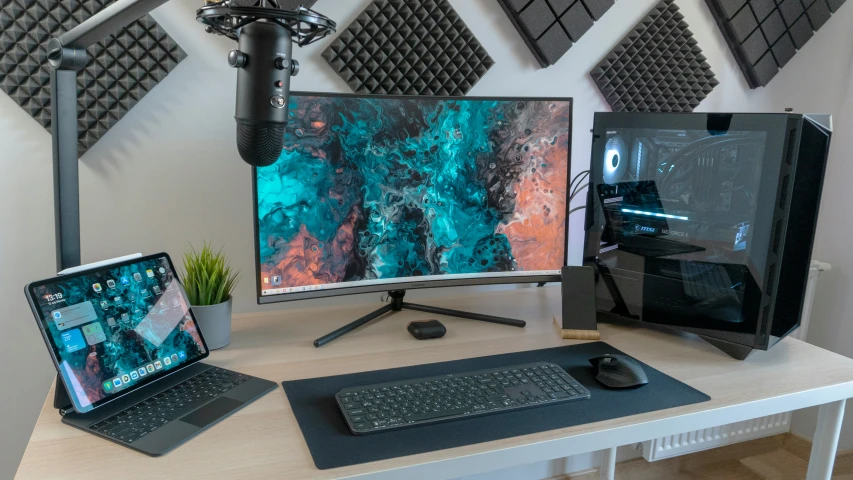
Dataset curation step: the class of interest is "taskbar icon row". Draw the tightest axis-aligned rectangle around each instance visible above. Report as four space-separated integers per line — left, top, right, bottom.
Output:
101 351 187 393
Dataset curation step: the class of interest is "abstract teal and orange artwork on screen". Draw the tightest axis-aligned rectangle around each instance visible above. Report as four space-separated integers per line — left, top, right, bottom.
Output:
255 94 571 292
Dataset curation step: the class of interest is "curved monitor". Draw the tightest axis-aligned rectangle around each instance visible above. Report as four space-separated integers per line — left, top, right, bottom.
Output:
253 92 572 304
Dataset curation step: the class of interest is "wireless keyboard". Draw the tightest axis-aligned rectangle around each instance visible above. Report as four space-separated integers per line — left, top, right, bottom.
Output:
336 362 590 435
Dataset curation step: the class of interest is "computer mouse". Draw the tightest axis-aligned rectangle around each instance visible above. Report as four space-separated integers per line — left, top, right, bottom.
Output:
589 354 649 389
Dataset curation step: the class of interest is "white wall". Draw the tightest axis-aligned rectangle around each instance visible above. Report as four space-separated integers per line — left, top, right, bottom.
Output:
2 0 852 477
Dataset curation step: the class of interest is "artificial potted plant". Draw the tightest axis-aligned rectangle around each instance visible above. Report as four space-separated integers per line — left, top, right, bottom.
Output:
181 243 241 350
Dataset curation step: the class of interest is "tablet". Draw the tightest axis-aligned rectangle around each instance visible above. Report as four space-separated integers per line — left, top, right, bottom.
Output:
25 253 209 414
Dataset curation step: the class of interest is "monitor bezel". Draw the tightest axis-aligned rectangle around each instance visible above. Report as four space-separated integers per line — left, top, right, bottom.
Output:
253 91 573 304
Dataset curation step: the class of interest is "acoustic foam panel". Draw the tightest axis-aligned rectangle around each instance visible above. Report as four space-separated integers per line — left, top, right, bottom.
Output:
497 0 617 68
321 0 494 96
590 0 718 113
0 1 186 154
705 0 847 88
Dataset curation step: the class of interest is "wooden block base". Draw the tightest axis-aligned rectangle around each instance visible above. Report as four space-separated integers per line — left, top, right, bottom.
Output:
553 315 601 340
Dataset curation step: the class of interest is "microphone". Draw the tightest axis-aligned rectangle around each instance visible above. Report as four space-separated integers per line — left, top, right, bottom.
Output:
231 21 294 167
197 1 335 167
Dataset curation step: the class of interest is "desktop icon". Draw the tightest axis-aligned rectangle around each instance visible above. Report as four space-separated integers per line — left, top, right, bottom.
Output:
158 267 166 274
99 300 109 309
163 357 172 366
103 381 113 392
138 367 147 377
92 283 102 292
146 364 155 373
114 296 122 304
120 276 129 285
107 317 116 326
130 371 139 380
120 313 129 322
113 378 122 388
152 285 161 295
52 311 61 319
178 351 187 361
271 275 282 286
264 277 269 284
121 374 130 384
154 360 162 370
106 279 116 288
146 269 154 277
170 354 179 363
82 323 106 345
133 272 143 282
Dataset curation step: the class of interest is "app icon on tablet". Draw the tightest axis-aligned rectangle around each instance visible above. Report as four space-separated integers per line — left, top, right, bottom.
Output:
121 374 130 384
92 283 102 292
163 357 172 366
106 279 116 288
113 378 122 388
130 371 139 380
146 364 155 373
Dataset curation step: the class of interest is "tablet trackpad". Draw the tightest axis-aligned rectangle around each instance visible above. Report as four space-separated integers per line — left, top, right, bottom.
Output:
180 397 244 428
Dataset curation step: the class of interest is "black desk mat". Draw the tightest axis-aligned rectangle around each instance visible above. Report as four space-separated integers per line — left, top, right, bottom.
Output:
281 342 709 470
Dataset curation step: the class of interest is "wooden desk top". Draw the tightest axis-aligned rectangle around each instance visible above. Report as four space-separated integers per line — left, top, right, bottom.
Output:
16 286 853 479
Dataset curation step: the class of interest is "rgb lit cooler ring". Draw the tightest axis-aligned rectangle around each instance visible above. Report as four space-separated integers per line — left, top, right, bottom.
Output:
603 136 628 185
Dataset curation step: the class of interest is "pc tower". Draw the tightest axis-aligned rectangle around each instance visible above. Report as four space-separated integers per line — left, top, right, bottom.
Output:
583 113 831 359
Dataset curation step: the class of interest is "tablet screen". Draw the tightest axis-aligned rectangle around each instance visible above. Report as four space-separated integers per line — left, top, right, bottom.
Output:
28 254 208 413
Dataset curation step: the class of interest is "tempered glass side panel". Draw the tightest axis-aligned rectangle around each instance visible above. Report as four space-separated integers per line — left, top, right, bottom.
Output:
584 113 790 345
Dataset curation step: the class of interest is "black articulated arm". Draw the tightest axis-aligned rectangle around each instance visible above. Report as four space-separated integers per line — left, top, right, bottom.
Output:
49 0 171 271
48 0 334 270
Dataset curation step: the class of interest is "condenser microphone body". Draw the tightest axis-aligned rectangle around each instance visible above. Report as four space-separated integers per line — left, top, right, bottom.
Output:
197 2 335 167
232 21 294 167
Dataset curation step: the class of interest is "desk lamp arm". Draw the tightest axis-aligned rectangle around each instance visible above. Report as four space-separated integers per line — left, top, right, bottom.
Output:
48 0 171 271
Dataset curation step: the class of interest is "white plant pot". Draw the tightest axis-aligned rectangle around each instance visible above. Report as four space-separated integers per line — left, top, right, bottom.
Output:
191 296 232 350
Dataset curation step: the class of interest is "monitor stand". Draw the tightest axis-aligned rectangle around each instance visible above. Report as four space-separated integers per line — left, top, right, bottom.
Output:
313 290 526 347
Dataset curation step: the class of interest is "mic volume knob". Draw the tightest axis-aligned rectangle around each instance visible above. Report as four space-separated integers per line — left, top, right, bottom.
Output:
228 50 247 68
274 56 290 71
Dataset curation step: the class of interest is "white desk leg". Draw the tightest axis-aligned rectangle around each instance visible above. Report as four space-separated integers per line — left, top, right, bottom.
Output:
600 447 617 480
806 399 846 480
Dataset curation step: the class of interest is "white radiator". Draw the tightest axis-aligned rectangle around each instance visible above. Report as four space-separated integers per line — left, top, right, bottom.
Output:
639 260 831 462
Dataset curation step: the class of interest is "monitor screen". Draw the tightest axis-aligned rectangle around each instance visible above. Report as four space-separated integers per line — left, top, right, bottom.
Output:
254 93 572 302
